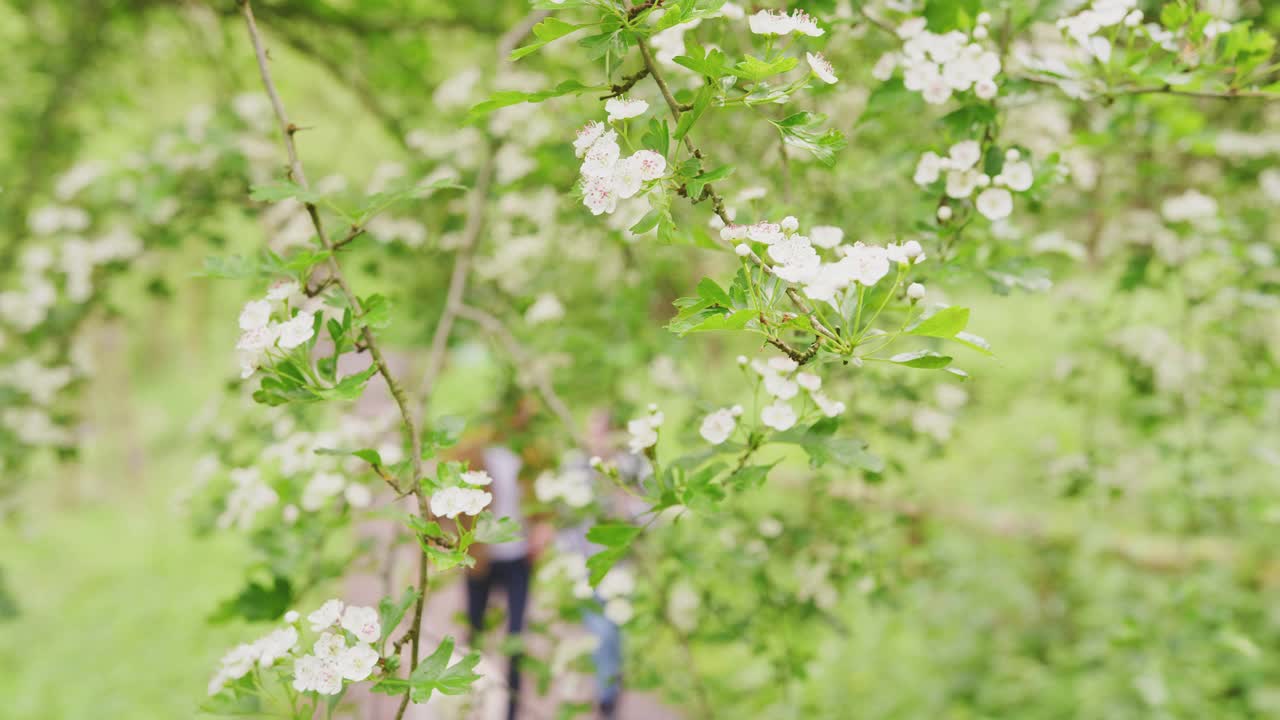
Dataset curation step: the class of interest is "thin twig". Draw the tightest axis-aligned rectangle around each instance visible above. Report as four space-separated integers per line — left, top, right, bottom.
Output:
634 38 842 349
1014 72 1280 101
600 67 650 99
236 6 431 719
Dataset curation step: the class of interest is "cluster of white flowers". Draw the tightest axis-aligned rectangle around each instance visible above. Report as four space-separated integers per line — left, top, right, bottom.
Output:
542 552 595 601
722 216 925 305
914 141 1034 221
1160 189 1219 225
217 467 280 530
235 279 317 379
626 404 664 454
524 292 565 324
429 470 493 519
698 405 743 445
665 579 701 633
0 358 74 407
747 8 824 37
746 356 845 432
0 231 142 332
597 566 636 624
875 15 1002 104
535 466 594 508
291 599 382 695
1056 0 1146 62
301 471 372 512
207 623 301 695
574 111 667 216
1109 325 1206 392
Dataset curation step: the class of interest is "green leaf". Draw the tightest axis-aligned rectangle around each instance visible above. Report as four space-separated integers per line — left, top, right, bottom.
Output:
734 55 798 82
774 421 883 472
510 18 586 61
907 306 970 338
674 44 731 79
586 522 642 547
586 546 629 586
473 513 522 544
467 81 602 121
771 113 846 167
641 117 670 157
889 350 954 369
674 85 713 141
378 587 420 646
361 294 392 329
373 636 482 702
250 180 323 204
209 576 292 623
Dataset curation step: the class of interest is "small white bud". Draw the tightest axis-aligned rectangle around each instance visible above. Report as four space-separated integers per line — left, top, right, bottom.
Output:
902 240 924 259
734 243 751 256
736 355 748 366
647 403 658 412
977 174 992 187
936 206 953 221
977 11 991 24
730 404 744 416
780 215 799 233
1005 148 1021 162
285 610 300 623
589 455 604 469
907 282 926 302
1123 10 1142 27
973 26 988 39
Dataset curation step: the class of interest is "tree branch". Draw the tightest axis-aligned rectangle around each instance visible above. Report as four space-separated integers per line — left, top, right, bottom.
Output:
236 5 431 718
634 38 843 350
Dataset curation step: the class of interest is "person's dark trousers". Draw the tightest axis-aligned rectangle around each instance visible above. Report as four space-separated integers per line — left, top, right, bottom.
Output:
465 556 532 720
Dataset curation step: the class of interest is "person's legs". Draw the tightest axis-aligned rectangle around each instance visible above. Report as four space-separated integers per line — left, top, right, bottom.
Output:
494 557 532 720
464 568 493 644
582 608 622 717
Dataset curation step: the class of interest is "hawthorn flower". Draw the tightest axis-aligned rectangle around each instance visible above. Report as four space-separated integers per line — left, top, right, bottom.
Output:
583 177 619 216
945 169 979 199
806 52 838 84
974 79 998 99
256 626 299 667
810 225 843 248
238 300 272 330
790 10 823 36
207 644 259 695
573 122 606 158
747 221 783 244
308 599 344 632
293 654 344 695
811 392 846 417
761 400 797 431
632 150 666 181
340 605 381 644
975 187 1013 220
842 243 891 286
605 96 649 122
914 151 943 185
337 644 379 682
626 407 664 453
795 372 821 391
429 486 493 519
998 160 1034 192
699 408 737 445
460 469 493 486
277 311 315 350
266 279 299 301
948 140 981 169
314 631 347 659
580 130 621 178
764 372 800 400
748 9 793 35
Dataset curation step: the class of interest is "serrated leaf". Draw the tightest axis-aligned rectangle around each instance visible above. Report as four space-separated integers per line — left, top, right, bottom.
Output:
889 350 953 369
510 18 585 61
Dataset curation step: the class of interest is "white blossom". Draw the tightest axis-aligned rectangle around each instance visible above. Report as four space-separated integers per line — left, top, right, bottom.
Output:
238 300 272 330
806 52 838 84
277 311 315 350
761 400 797 431
605 96 649 122
429 486 493 518
308 599 344 632
340 605 381 645
699 408 737 445
976 187 1013 220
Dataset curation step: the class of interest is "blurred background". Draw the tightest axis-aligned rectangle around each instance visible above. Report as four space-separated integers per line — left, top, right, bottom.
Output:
2 1 1279 719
